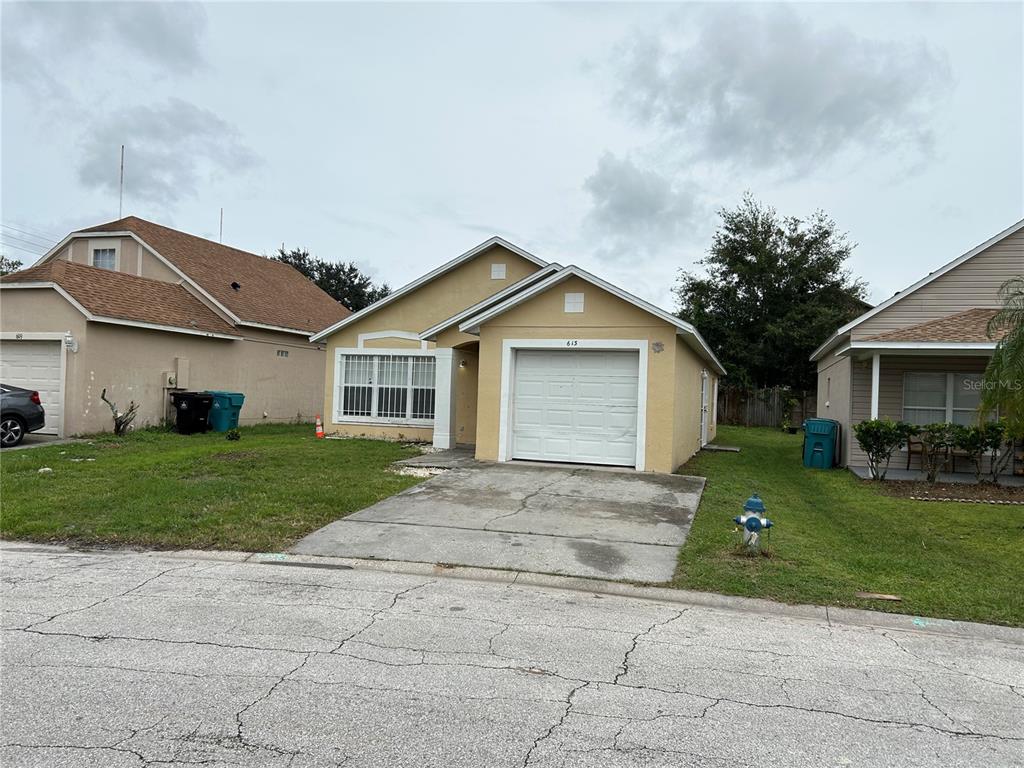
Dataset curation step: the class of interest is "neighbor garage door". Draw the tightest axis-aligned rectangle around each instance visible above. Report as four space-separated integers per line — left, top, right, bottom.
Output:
511 349 639 466
0 340 62 434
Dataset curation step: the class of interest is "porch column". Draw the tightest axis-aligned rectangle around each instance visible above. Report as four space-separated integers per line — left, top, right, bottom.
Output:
870 353 880 419
432 348 457 449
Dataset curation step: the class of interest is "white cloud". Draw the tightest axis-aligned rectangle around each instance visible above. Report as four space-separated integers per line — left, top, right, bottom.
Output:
613 6 952 172
583 152 704 261
1 2 207 103
77 99 259 206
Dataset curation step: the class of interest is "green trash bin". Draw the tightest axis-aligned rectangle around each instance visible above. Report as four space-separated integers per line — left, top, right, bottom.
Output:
802 418 840 469
205 391 245 432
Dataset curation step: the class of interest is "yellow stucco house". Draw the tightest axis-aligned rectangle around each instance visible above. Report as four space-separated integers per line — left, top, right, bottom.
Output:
312 237 724 473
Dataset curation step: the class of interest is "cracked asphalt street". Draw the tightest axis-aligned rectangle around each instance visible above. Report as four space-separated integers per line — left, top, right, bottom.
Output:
1 546 1022 767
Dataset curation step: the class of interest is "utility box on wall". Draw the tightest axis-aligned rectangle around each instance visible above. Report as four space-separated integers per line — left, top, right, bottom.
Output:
174 357 190 390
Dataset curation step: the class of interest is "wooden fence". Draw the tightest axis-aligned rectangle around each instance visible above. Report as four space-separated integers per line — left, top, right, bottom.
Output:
716 386 816 428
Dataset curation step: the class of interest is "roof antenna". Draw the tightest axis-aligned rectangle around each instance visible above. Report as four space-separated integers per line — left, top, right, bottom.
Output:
219 207 224 243
118 144 125 218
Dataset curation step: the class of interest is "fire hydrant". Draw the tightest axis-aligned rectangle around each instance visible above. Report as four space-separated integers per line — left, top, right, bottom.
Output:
734 493 773 552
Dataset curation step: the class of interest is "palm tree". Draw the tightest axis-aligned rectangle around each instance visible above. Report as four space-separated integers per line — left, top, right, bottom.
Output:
982 276 1024 435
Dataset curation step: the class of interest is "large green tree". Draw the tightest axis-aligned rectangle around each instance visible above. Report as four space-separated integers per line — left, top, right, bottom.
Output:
676 195 868 390
273 247 390 312
981 276 1024 435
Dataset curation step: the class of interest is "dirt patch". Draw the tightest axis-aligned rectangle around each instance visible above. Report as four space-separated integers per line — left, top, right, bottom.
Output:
871 480 1024 503
213 451 260 462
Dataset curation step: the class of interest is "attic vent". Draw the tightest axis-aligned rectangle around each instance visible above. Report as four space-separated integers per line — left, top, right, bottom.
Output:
231 281 241 291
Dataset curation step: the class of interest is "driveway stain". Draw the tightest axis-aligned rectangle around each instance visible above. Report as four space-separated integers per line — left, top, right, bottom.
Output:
567 540 627 575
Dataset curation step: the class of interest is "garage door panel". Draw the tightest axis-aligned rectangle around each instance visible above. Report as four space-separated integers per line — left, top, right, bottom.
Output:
0 340 62 435
515 379 546 397
511 349 639 467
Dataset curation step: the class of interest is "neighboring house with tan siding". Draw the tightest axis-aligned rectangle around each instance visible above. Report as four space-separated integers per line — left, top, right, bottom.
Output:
0 217 349 436
811 218 1023 470
312 237 724 473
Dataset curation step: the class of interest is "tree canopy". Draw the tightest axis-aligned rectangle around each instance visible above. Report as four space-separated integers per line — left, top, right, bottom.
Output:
273 247 390 312
0 254 23 276
675 195 869 390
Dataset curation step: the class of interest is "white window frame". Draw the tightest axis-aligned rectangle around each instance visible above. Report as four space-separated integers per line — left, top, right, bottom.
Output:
88 239 120 271
564 292 585 313
332 348 437 426
902 372 988 426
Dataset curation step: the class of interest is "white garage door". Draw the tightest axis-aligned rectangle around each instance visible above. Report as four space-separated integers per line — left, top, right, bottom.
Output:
0 340 63 434
511 350 639 466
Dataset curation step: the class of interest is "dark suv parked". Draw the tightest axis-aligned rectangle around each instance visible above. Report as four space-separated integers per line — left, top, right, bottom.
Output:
1 384 47 447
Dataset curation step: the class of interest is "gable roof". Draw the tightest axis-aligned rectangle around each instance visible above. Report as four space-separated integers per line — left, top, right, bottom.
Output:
309 236 548 342
418 263 563 341
864 308 1003 344
811 217 1024 360
458 264 726 375
51 216 350 334
1 260 240 338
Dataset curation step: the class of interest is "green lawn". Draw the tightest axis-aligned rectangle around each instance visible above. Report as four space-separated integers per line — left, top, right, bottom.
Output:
676 426 1024 626
1 424 421 552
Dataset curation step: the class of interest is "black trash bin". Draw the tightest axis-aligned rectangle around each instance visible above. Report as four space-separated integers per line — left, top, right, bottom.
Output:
169 392 214 435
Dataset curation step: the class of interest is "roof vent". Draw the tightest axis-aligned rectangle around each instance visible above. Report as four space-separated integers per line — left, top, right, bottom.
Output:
230 281 241 291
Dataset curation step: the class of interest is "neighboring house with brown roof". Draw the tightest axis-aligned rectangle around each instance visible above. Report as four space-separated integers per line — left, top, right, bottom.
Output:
0 217 349 436
811 217 1023 470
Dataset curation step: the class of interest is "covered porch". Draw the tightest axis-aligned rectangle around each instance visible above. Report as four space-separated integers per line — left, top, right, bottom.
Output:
844 345 1005 474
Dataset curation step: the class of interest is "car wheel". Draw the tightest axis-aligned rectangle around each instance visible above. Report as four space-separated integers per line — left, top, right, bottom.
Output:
1 416 25 447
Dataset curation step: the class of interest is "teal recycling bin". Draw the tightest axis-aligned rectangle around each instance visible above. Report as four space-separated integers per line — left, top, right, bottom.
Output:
205 391 245 432
802 418 840 469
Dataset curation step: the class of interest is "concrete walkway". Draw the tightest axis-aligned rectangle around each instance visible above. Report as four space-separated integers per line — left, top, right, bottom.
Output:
293 462 705 582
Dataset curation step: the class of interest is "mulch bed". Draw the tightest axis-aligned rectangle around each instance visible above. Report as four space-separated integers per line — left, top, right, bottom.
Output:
870 480 1024 504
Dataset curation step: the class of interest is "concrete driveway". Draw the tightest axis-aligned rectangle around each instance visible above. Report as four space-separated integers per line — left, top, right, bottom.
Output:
292 463 704 582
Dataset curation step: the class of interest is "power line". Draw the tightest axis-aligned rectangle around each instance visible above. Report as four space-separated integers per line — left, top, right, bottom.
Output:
0 222 61 243
0 231 51 251
0 241 45 258
0 231 49 250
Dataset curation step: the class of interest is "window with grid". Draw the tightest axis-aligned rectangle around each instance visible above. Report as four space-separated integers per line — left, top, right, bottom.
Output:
337 354 436 422
903 372 989 426
92 248 116 270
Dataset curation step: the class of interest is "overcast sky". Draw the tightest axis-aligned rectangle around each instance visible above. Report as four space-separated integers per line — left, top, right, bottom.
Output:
2 1 1021 309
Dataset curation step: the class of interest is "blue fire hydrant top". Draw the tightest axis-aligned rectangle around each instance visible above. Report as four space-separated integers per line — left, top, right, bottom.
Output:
743 493 766 514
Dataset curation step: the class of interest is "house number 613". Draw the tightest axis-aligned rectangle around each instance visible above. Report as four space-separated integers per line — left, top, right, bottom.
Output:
566 340 579 347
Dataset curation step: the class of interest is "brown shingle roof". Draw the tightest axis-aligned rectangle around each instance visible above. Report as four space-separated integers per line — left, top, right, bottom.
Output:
1 260 239 336
865 308 1004 343
79 216 350 333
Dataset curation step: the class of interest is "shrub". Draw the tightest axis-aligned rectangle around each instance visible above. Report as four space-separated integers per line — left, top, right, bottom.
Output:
852 419 916 480
981 421 1012 483
917 423 957 483
226 428 241 442
952 424 988 483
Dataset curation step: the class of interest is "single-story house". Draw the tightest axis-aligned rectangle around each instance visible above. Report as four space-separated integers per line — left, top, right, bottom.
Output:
812 217 1023 470
0 216 349 436
311 237 725 473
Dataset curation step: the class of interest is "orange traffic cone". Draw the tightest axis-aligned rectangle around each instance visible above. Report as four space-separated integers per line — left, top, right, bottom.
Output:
315 415 325 439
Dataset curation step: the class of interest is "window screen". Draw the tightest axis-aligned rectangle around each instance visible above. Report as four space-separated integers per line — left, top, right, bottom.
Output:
903 373 946 425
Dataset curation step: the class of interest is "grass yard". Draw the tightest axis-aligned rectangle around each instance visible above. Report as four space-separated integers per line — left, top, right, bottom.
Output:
676 426 1024 627
1 424 421 552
